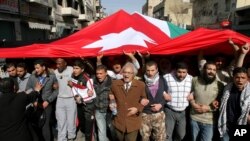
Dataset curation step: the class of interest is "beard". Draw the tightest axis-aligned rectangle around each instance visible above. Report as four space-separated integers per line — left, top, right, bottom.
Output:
202 73 216 84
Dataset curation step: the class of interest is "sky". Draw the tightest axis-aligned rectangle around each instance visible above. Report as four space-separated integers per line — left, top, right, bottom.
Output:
101 0 146 15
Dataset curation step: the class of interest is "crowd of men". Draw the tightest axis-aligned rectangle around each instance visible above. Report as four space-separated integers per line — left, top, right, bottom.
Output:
0 40 250 141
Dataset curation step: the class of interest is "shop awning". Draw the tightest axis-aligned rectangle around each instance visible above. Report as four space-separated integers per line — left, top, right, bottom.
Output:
28 22 51 30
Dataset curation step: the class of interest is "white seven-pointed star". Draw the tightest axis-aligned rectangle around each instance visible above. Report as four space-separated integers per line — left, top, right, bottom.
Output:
82 27 157 52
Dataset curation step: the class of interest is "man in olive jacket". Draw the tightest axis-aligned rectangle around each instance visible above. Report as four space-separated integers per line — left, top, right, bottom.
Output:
109 62 147 141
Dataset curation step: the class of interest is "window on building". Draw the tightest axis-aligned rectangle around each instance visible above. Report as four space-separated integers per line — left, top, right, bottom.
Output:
80 5 85 14
74 1 78 10
48 7 52 16
225 0 231 12
214 3 218 16
67 0 72 7
96 6 101 13
58 0 62 6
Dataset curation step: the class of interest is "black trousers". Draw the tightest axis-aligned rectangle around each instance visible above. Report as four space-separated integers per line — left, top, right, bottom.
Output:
77 102 95 141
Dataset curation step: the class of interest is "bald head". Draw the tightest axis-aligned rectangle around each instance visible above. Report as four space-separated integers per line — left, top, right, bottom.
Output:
56 58 67 73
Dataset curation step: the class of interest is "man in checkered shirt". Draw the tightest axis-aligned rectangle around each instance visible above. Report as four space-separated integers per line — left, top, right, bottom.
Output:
163 62 193 141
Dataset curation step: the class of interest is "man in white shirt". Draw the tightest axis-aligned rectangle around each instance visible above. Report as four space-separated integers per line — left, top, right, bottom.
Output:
163 62 193 141
54 58 77 141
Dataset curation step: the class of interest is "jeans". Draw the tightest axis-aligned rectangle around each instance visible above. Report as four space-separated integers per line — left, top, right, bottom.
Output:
95 110 109 141
220 131 229 141
190 119 214 141
164 107 186 141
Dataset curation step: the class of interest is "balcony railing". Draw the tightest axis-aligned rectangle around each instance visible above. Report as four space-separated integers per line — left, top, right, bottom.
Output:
78 14 92 21
61 7 79 17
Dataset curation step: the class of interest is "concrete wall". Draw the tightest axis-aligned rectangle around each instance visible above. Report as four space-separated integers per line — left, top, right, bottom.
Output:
237 0 250 8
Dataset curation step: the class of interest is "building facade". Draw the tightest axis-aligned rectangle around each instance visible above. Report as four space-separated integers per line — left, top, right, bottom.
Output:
192 0 250 35
192 0 236 29
142 0 162 17
233 0 250 35
0 0 103 46
153 0 193 29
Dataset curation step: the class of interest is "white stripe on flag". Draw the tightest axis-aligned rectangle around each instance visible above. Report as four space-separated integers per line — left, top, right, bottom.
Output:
133 12 171 37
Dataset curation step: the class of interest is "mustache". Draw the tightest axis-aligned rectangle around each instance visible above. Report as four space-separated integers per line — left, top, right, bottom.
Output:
207 72 216 76
236 82 243 85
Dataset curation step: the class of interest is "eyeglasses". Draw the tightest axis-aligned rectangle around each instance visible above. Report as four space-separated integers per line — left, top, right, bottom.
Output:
122 72 133 75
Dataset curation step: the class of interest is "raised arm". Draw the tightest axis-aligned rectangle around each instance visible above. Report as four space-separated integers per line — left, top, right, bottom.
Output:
229 38 240 58
137 51 150 74
235 43 250 67
124 51 140 70
96 53 103 66
81 57 95 75
198 50 206 73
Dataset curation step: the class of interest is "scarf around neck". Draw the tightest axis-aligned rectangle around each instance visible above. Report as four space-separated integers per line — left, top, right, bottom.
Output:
218 82 250 137
144 72 160 86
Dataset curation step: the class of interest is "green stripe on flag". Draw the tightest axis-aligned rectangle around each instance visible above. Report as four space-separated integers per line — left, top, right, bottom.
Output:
167 22 189 38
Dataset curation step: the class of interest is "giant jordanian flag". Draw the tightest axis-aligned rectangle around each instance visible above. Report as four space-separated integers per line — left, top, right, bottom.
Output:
0 10 188 58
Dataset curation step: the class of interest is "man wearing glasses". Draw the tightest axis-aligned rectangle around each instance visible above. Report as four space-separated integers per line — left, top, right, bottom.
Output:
109 62 147 141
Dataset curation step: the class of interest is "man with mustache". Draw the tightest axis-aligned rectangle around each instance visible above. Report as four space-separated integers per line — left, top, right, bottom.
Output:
198 39 250 86
163 62 193 141
189 62 224 141
109 62 147 141
218 67 250 141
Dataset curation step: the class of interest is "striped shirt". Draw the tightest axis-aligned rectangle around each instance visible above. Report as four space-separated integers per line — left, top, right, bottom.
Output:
164 72 192 111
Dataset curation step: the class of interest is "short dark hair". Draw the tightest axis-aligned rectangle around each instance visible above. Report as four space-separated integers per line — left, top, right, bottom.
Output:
34 59 47 68
203 61 216 70
73 60 85 69
175 62 188 70
146 61 158 68
16 62 27 70
112 59 122 66
233 67 247 76
96 65 107 72
0 78 15 93
6 63 16 69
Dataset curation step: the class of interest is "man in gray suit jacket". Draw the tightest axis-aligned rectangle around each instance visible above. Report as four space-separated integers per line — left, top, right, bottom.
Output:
26 59 58 141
